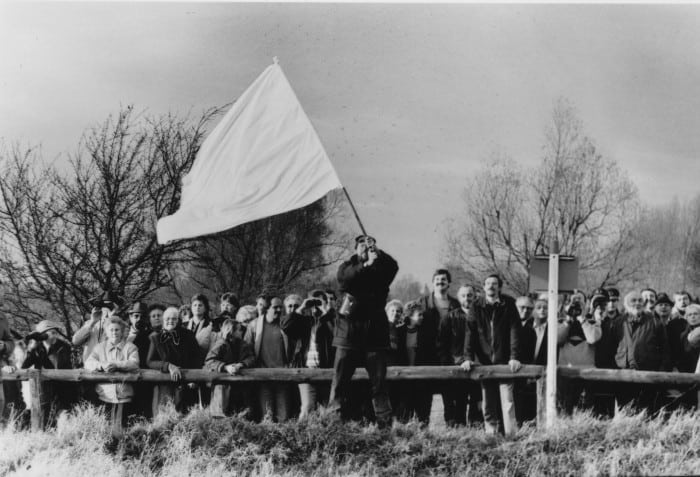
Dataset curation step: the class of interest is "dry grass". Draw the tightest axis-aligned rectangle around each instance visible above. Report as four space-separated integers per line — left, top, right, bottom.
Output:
2 404 700 476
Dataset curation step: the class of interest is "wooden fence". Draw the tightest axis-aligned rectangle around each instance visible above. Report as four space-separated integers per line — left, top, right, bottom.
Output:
2 365 700 431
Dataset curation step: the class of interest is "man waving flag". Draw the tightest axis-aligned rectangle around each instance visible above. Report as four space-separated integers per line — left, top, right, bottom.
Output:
157 59 343 244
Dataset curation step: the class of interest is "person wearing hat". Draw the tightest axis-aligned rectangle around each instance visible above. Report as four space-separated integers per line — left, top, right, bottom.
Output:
585 289 617 416
125 301 153 417
328 234 399 429
641 288 657 313
73 290 124 364
557 296 602 414
654 292 674 325
594 288 619 370
21 320 73 423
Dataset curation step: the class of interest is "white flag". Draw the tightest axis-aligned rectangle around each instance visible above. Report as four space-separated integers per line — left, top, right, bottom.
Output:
157 61 342 244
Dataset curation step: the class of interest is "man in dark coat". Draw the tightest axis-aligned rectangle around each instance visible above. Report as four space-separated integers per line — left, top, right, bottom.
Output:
612 291 671 414
437 283 478 426
419 269 461 425
329 235 398 428
460 274 521 436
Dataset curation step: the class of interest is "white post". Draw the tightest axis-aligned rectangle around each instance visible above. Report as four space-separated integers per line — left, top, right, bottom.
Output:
546 240 559 428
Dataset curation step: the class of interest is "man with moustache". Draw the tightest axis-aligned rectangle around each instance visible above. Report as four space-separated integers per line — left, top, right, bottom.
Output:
460 274 521 436
418 269 460 425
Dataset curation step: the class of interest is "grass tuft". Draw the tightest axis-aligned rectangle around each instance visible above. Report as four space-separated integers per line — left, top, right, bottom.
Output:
3 405 700 476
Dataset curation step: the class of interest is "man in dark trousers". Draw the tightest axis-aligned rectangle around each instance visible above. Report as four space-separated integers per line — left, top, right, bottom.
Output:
329 234 399 428
460 274 521 436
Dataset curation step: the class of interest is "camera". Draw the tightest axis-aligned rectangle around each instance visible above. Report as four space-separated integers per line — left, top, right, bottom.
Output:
25 331 48 343
307 298 322 307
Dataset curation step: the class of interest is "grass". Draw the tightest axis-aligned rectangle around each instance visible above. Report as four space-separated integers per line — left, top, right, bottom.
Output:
2 404 700 476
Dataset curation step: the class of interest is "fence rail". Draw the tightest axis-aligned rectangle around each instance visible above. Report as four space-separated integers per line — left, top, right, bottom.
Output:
2 365 699 431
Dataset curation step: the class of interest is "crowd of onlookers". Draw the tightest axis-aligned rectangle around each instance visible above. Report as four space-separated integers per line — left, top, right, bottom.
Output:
1 264 699 435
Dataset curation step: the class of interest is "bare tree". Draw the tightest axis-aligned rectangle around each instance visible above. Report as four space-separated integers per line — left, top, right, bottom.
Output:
175 190 349 303
443 98 641 294
0 106 221 336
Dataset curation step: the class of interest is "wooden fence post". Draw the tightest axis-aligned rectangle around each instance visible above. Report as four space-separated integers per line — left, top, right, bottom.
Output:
28 369 44 431
536 375 546 428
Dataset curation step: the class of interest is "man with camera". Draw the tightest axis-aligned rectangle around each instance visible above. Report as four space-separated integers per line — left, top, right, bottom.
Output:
282 289 336 418
329 235 399 428
73 291 124 364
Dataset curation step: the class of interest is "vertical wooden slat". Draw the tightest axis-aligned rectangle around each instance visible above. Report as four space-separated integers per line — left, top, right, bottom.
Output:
536 375 546 428
28 369 44 431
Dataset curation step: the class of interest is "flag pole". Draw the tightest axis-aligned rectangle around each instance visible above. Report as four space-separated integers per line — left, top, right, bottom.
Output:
342 187 368 236
270 58 369 238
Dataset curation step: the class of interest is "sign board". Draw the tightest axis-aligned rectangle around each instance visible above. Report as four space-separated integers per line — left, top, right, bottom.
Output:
529 255 579 293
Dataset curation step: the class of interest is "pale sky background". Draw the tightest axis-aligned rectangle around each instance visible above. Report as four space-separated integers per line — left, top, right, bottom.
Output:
2 3 700 286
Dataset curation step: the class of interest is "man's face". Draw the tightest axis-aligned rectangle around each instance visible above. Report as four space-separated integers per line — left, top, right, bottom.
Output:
483 277 500 298
432 274 450 294
256 298 269 316
150 309 163 329
457 286 476 309
686 308 700 326
655 302 672 318
267 299 283 321
675 294 690 310
625 295 644 315
641 291 656 309
386 305 402 324
106 323 124 344
129 312 142 328
44 329 59 346
534 301 548 322
326 293 336 310
606 297 619 314
285 298 301 315
355 236 375 262
517 302 534 321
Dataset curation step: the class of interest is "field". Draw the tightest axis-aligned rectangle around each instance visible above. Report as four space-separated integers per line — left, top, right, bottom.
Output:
2 399 700 477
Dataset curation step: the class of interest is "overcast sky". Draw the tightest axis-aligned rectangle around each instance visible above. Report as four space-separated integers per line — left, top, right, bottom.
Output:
2 3 700 285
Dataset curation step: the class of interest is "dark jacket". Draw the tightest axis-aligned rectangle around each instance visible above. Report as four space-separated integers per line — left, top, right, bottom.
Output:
419 293 460 365
595 312 620 369
281 309 336 368
438 307 469 365
667 317 689 370
519 320 549 366
464 294 521 365
147 327 200 373
205 335 255 372
387 322 407 366
613 312 671 371
21 339 72 370
127 326 152 368
333 251 399 350
675 324 700 373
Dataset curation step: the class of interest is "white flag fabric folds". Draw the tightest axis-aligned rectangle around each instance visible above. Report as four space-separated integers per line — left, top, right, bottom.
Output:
157 61 342 244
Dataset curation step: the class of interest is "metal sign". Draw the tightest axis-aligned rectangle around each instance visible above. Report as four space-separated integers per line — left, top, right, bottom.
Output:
529 255 579 293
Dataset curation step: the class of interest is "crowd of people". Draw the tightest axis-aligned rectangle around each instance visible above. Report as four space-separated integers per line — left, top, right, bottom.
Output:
1 234 699 436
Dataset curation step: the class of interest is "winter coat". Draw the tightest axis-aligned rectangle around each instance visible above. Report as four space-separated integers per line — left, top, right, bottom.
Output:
281 309 335 368
418 293 460 365
438 307 469 365
463 294 521 365
333 251 399 350
613 312 671 371
146 327 200 372
205 334 255 372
